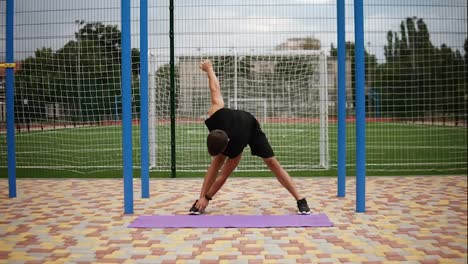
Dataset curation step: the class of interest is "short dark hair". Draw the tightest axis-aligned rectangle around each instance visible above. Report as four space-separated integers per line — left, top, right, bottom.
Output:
207 129 229 156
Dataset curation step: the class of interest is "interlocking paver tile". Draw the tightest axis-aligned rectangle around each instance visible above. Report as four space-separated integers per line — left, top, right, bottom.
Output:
0 176 467 263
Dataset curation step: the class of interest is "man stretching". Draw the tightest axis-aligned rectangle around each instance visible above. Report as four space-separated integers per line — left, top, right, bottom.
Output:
189 59 310 215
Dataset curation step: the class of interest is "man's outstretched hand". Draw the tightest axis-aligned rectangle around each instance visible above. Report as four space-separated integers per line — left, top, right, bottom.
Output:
199 59 214 73
196 196 210 212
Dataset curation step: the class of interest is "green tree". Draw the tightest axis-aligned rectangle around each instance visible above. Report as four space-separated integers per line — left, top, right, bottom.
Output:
15 22 140 123
330 41 377 111
378 17 465 121
155 63 179 116
464 38 468 81
15 48 56 122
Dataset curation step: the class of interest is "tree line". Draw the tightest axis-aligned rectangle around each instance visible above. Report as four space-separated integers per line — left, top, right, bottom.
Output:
12 18 467 125
14 22 140 123
331 17 466 122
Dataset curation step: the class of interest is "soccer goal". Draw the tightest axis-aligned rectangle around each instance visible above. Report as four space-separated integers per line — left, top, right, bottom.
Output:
149 50 329 171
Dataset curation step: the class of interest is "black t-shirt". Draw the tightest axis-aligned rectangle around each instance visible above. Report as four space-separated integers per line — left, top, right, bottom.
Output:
204 108 256 158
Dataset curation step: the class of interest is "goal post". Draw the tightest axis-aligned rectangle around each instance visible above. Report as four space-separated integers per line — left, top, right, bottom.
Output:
149 49 329 171
319 52 329 169
148 53 157 169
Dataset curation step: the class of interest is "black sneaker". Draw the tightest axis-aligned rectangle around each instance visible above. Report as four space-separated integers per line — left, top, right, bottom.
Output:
188 200 204 215
297 198 311 215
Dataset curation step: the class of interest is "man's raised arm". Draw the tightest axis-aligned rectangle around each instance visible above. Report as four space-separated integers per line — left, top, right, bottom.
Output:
200 59 224 116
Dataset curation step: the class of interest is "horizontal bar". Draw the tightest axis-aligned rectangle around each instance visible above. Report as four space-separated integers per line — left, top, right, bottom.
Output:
0 63 16 68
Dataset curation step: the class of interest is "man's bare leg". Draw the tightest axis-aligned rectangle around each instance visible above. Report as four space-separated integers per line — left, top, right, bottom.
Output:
263 157 303 201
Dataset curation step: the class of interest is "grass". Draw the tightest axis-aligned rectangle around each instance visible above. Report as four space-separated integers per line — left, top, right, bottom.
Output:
0 121 466 177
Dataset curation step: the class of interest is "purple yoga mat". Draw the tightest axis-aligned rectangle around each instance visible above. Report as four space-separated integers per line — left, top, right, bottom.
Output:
128 214 333 228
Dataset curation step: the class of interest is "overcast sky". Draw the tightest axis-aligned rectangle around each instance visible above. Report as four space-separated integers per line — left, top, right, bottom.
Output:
1 0 466 62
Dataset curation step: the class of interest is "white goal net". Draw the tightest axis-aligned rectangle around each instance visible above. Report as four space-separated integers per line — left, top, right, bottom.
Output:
149 50 329 171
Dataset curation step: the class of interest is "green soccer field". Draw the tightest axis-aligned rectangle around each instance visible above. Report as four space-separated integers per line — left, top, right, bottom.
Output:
0 122 466 177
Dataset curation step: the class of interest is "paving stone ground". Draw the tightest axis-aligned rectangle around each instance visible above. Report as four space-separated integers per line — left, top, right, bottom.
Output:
1 176 467 263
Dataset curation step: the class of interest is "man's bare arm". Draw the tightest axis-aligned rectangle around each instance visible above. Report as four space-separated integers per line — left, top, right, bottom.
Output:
200 59 224 116
196 154 226 211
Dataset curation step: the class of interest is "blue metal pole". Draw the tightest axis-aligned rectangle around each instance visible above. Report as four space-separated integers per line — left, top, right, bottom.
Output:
337 0 346 197
140 0 150 198
6 0 16 198
121 0 133 214
354 0 366 213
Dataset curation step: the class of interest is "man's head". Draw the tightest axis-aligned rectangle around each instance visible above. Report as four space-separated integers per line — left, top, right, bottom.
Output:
207 129 229 156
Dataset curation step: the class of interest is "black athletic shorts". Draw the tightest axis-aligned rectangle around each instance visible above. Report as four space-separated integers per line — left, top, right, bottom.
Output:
248 118 274 158
205 108 275 159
